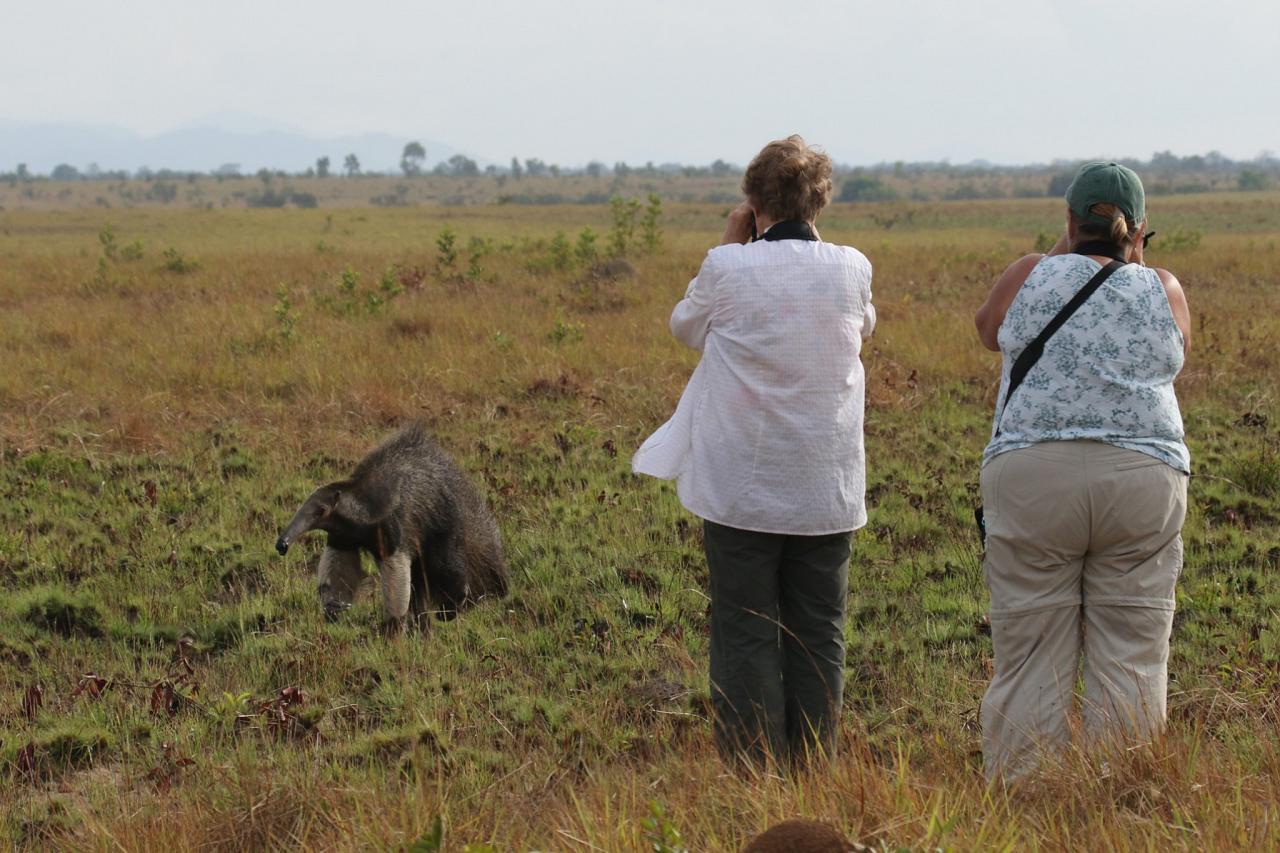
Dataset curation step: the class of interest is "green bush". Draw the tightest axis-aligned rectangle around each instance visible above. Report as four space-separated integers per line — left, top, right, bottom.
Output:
437 226 459 269
4 724 113 777
15 587 104 638
608 195 640 257
640 193 663 252
1158 228 1203 252
1233 445 1280 497
161 247 201 274
840 175 898 202
575 227 598 266
1238 170 1269 192
273 286 299 345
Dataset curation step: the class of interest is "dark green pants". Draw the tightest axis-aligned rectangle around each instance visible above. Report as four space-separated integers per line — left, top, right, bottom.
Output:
703 519 852 766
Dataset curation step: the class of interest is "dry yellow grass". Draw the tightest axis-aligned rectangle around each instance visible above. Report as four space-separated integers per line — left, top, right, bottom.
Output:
1 194 1278 850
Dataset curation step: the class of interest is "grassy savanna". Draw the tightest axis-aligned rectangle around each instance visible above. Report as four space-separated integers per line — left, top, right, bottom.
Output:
1 193 1279 850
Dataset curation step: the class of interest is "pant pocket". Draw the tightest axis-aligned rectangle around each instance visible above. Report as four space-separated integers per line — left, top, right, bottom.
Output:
1114 454 1168 471
979 455 1007 525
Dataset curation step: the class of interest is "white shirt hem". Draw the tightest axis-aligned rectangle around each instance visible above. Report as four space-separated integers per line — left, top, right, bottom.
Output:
681 500 867 537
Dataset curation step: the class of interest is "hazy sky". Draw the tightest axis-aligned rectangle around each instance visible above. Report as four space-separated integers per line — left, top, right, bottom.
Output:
5 0 1277 166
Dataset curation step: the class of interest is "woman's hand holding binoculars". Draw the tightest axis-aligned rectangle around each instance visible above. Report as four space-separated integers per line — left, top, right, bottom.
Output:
721 201 756 245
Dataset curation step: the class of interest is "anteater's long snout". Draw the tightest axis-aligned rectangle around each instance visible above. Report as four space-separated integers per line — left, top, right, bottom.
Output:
276 499 319 557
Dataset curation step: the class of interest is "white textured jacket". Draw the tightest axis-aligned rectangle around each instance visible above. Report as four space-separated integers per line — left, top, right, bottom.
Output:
633 237 875 535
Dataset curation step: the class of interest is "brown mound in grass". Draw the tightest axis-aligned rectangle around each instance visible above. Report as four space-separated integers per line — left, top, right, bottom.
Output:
740 818 852 853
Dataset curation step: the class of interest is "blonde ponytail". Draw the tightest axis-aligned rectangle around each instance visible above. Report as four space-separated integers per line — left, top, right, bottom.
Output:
1108 211 1130 243
1085 202 1134 244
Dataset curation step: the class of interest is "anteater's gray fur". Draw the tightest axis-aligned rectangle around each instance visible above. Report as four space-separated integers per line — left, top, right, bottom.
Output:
276 423 508 631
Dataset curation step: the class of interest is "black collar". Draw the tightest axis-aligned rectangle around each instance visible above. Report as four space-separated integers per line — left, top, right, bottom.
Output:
1072 240 1128 263
754 220 818 242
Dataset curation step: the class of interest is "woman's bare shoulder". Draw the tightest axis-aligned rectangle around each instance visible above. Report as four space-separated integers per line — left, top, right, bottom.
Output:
1153 266 1181 288
1152 267 1191 352
974 254 1045 351
1006 252 1048 278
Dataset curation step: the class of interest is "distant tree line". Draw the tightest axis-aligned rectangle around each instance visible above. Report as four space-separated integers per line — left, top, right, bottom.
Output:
5 145 1278 204
837 149 1280 202
0 139 750 184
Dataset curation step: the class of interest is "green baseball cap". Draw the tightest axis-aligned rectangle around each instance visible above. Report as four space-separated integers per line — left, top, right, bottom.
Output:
1065 161 1145 226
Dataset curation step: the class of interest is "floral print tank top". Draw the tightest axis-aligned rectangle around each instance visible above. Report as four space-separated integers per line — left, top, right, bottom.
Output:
984 253 1190 473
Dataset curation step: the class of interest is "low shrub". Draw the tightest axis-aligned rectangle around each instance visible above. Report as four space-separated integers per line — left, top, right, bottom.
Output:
15 587 104 638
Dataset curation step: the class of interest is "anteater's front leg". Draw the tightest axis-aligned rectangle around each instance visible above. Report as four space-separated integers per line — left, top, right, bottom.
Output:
317 547 363 622
409 554 433 628
379 549 412 635
428 531 471 621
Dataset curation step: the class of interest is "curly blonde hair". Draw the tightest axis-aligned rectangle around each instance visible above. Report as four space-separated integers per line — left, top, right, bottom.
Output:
741 135 833 223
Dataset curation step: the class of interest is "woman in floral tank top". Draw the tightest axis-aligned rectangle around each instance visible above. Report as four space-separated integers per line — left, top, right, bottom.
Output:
973 162 1192 781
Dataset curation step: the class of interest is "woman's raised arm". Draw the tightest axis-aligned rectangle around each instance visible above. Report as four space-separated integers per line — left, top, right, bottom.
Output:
975 253 1043 351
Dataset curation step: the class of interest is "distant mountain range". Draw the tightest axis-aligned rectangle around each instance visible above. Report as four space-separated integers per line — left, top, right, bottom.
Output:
0 117 463 175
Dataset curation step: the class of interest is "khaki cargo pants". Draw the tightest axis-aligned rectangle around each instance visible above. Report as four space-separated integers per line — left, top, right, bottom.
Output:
980 440 1188 781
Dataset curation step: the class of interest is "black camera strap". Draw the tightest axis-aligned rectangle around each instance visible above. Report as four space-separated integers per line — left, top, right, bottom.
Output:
753 220 818 242
1072 241 1128 263
994 258 1124 435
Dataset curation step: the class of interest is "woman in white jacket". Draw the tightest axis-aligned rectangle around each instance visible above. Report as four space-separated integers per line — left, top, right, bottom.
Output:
633 135 875 766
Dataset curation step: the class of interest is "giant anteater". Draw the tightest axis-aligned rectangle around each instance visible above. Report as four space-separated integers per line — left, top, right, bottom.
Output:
276 423 508 632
